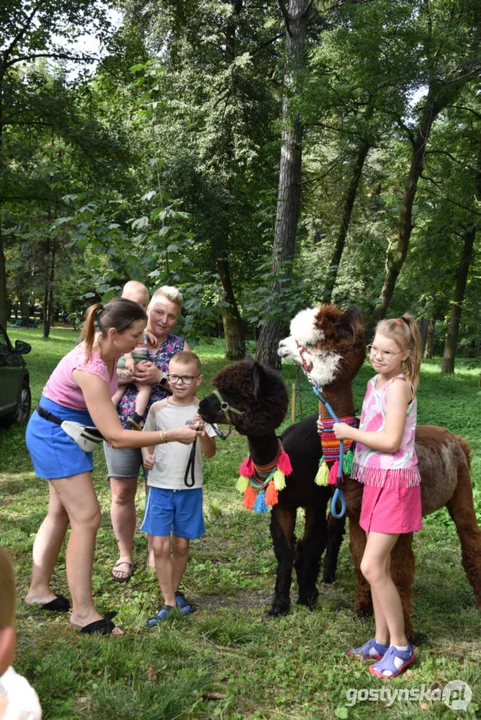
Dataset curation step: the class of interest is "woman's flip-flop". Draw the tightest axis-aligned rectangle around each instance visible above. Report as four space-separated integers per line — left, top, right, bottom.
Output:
369 644 416 678
27 594 71 612
71 611 122 635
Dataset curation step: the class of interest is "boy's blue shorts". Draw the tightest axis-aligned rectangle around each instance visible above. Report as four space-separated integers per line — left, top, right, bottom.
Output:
141 487 205 540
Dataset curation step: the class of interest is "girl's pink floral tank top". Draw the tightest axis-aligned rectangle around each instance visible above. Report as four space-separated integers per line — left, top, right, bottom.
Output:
350 373 421 489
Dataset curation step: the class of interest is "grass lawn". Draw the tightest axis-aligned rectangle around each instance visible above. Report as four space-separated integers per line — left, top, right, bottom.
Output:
1 327 481 719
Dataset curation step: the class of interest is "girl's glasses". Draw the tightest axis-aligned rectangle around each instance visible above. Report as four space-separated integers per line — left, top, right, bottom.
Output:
367 344 401 360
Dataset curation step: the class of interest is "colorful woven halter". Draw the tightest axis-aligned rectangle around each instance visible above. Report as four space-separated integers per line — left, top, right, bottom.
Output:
315 414 357 488
318 415 357 461
237 440 293 514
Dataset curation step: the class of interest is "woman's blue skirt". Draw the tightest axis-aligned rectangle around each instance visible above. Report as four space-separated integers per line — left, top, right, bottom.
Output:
26 396 94 479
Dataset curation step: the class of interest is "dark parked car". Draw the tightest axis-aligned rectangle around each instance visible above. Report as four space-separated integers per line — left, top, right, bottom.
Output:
0 324 32 426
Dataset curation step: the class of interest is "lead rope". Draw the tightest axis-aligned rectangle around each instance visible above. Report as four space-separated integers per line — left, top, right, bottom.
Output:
184 438 197 488
312 386 346 519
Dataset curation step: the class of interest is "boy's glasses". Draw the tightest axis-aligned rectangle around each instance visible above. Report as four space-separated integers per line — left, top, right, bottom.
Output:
167 374 200 386
367 344 401 360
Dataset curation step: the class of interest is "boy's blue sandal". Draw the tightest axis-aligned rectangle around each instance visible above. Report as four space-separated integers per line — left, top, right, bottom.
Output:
175 591 195 615
369 644 415 678
146 605 174 627
346 638 389 660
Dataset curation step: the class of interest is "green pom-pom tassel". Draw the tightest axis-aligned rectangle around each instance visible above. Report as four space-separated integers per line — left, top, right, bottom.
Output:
343 448 354 475
272 469 286 491
236 475 250 493
315 459 329 486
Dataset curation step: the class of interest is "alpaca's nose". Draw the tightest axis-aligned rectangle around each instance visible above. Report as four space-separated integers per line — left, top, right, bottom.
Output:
278 338 289 356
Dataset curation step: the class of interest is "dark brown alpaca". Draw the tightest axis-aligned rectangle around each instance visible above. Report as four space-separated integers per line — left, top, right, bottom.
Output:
278 304 481 639
198 356 345 615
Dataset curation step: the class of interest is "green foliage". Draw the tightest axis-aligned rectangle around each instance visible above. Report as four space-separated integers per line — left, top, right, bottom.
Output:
3 0 481 358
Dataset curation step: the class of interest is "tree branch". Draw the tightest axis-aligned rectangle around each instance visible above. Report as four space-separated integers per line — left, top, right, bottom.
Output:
277 0 292 36
421 175 481 217
3 1 43 63
425 148 479 175
252 32 284 56
6 52 96 69
449 104 481 122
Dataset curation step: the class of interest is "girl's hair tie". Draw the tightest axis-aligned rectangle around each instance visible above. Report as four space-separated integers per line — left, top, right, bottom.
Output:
393 318 403 326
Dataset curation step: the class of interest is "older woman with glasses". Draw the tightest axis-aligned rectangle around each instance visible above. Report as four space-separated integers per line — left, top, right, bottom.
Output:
105 286 190 582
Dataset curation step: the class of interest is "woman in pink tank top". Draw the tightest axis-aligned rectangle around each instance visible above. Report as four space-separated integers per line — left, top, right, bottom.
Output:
333 316 422 679
25 298 201 636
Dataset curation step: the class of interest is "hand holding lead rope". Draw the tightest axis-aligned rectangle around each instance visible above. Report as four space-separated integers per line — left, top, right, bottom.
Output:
312 386 347 519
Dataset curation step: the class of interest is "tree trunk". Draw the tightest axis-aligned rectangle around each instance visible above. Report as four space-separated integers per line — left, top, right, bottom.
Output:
441 226 476 373
20 294 29 323
367 94 441 334
441 136 481 373
43 238 51 337
424 316 435 359
256 0 309 368
322 139 370 303
367 55 479 336
0 71 6 328
218 255 245 360
0 220 6 328
43 236 56 338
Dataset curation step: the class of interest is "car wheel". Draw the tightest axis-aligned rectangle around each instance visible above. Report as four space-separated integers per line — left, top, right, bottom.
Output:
14 379 32 424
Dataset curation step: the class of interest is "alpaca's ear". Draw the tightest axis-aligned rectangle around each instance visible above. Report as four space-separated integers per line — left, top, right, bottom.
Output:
336 307 362 341
251 360 267 400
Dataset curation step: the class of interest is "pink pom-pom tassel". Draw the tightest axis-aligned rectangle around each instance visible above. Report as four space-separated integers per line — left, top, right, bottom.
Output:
328 459 339 485
276 449 292 476
239 456 254 477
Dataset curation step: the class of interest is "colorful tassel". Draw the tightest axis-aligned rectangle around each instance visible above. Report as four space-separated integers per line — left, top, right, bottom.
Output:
276 449 292 476
236 475 249 493
328 459 339 485
265 480 278 506
254 489 269 514
343 448 354 474
243 485 256 509
272 469 286 491
239 456 255 477
315 459 329 486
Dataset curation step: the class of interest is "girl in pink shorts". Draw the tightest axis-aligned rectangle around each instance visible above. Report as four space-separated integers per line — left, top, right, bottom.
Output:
333 315 422 679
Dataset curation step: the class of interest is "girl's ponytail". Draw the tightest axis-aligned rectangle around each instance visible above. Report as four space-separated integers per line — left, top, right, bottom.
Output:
400 315 421 394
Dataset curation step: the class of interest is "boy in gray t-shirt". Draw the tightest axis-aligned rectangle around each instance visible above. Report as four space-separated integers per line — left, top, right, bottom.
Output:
141 351 216 625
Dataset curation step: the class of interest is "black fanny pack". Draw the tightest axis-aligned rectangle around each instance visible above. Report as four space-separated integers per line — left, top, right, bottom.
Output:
37 405 104 452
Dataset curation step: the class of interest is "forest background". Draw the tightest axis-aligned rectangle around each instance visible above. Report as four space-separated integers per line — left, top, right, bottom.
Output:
1 0 481 371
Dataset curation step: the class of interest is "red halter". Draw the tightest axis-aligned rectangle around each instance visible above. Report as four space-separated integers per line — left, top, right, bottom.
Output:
295 339 314 374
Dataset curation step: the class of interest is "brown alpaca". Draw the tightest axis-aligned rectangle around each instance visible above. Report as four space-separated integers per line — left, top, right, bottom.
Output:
279 304 481 639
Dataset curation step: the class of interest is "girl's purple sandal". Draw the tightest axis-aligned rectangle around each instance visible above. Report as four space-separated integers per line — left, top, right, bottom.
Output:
346 637 389 660
369 644 415 678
